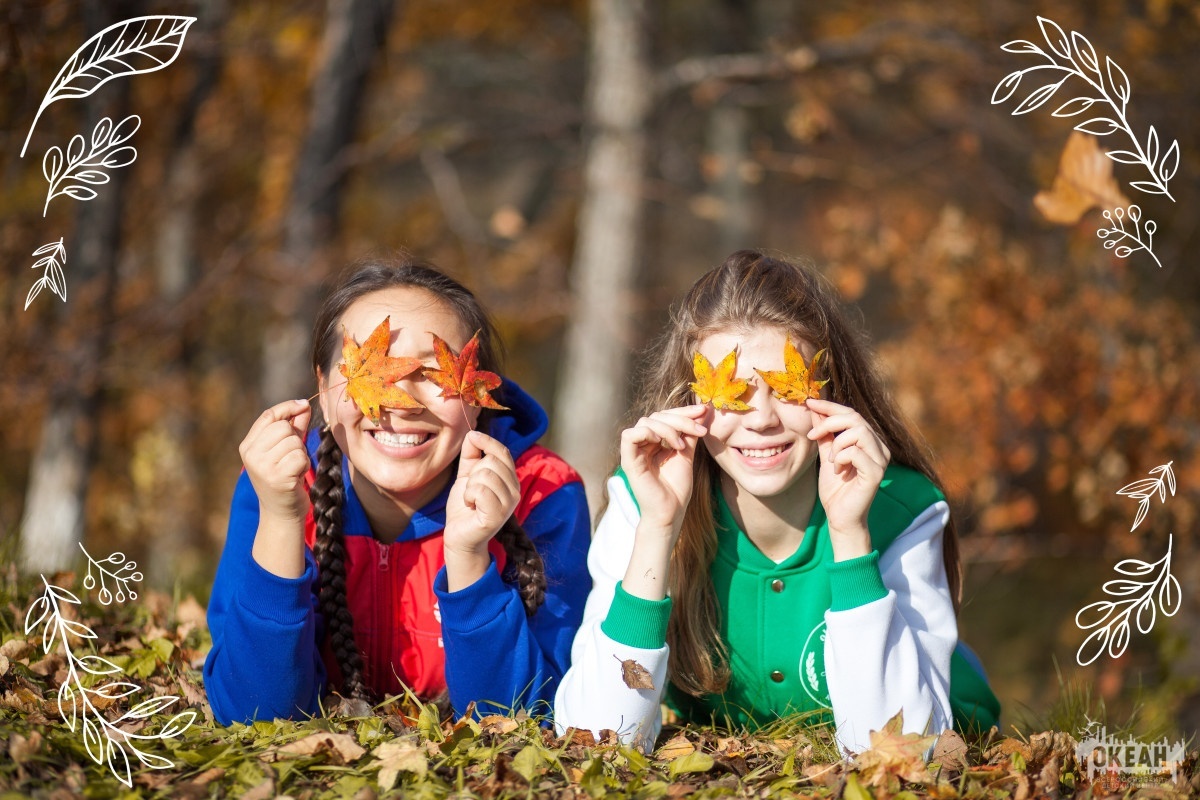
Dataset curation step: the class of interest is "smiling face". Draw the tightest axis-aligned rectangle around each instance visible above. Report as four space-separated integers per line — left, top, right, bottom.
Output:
697 326 822 500
318 286 480 520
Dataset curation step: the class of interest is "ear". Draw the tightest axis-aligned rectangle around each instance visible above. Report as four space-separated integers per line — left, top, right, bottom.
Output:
316 366 334 426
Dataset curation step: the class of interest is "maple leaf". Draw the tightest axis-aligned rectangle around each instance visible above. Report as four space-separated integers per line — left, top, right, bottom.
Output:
614 654 655 690
339 316 425 424
372 738 427 790
754 339 829 403
691 349 753 411
422 330 508 410
1034 131 1130 224
854 710 937 788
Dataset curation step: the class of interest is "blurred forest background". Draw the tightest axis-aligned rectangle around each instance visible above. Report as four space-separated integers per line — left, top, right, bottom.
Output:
1 0 1198 742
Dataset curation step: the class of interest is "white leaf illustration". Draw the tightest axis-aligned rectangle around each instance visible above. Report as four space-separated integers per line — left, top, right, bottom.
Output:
119 695 179 721
25 279 48 311
1013 78 1068 115
66 134 86 165
1105 55 1131 105
1038 16 1071 59
58 681 78 732
77 654 123 675
43 146 64 183
159 709 197 739
1104 149 1143 165
107 738 133 788
1146 126 1160 166
47 584 81 605
1074 117 1119 136
20 16 197 157
90 681 142 700
62 185 98 202
1052 96 1095 117
1001 39 1045 55
1129 180 1167 195
1159 140 1180 182
100 146 138 169
134 750 176 770
24 594 50 633
991 70 1024 105
73 169 111 185
83 716 105 764
1070 30 1099 75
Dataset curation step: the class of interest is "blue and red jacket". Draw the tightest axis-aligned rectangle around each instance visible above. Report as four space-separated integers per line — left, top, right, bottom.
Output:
203 381 592 726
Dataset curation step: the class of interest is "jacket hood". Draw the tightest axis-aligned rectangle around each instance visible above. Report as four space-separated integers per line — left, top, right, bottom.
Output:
483 379 548 460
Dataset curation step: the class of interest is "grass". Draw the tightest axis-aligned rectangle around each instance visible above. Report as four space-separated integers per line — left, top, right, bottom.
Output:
0 565 1196 799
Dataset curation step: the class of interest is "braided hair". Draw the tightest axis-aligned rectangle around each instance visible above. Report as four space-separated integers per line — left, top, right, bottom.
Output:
307 256 547 700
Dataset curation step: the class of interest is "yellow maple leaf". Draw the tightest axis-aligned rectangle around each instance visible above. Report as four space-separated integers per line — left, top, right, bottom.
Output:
339 316 425 424
854 710 938 788
691 349 753 411
755 338 829 403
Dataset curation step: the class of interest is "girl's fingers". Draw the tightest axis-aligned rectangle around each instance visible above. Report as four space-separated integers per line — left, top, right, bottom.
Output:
652 407 709 436
247 399 312 441
805 397 853 415
467 468 516 510
468 431 516 471
637 417 690 450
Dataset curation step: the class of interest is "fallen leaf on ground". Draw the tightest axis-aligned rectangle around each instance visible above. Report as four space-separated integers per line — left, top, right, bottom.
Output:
657 733 696 760
340 316 425 423
615 654 655 690
422 331 507 410
274 731 367 765
373 738 428 789
854 710 938 787
691 349 752 411
755 339 828 403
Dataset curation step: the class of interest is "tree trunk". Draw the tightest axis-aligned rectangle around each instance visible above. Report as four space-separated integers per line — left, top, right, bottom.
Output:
260 0 396 405
143 0 227 587
554 0 652 513
19 2 131 574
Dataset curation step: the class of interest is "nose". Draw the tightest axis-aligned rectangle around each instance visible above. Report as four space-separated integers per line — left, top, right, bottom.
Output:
739 378 780 430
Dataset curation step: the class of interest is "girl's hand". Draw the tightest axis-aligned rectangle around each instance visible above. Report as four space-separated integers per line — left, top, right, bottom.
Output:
444 430 520 556
240 399 313 524
806 397 890 554
620 404 709 535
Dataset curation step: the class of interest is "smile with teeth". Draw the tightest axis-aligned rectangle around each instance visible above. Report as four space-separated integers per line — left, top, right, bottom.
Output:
371 430 431 447
737 443 791 458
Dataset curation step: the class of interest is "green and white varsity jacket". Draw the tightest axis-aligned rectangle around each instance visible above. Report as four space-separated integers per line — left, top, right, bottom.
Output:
553 464 1000 753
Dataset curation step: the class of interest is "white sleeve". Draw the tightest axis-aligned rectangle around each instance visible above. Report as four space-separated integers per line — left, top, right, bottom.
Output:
823 500 956 754
553 476 668 751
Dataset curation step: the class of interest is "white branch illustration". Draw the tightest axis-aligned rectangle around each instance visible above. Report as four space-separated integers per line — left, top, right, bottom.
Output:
23 577 195 787
1075 534 1179 666
1097 206 1162 269
80 543 143 605
1115 461 1175 531
992 16 1178 200
42 115 140 217
25 237 67 310
20 15 196 158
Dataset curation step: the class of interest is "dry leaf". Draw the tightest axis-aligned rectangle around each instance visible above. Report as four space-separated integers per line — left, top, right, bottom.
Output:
931 729 969 774
656 733 696 760
276 731 367 765
755 339 829 403
373 738 427 789
8 731 43 765
340 316 425 424
0 639 34 661
854 710 938 787
422 331 507 410
614 654 655 690
691 349 753 411
1034 131 1130 224
479 715 519 735
241 777 276 800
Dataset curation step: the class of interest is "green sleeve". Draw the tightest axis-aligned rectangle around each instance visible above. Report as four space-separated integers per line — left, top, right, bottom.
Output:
601 581 672 649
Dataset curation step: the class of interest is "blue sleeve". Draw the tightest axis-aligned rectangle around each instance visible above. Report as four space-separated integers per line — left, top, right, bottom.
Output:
433 480 591 718
202 470 327 725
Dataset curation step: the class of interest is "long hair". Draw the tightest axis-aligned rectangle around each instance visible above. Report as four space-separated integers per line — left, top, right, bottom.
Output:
307 255 546 701
632 249 963 697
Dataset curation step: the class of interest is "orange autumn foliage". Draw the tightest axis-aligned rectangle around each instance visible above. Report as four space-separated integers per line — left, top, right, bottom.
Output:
422 331 507 410
755 339 829 403
690 349 753 411
339 316 424 424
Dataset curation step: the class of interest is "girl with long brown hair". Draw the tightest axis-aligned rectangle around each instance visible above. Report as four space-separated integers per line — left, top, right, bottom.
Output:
555 250 998 753
205 257 591 724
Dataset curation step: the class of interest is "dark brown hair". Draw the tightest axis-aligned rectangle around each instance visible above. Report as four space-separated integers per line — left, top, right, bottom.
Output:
633 249 962 697
308 255 546 701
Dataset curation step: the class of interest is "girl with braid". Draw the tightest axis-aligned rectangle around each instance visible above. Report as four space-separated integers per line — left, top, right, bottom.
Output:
555 251 999 753
204 258 591 725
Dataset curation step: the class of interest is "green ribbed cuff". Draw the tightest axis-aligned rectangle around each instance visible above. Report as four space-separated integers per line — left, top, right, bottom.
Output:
600 581 672 649
827 550 888 611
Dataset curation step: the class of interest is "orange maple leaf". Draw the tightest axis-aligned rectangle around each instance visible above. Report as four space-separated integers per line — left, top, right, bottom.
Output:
422 331 508 410
755 339 829 403
691 349 753 411
854 710 938 788
1034 131 1130 225
339 316 424 424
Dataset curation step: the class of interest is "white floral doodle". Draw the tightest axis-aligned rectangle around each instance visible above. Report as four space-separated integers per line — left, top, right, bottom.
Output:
42 115 140 217
1096 205 1162 269
992 16 1179 200
24 237 67 309
80 543 143 605
20 16 195 158
23 575 195 787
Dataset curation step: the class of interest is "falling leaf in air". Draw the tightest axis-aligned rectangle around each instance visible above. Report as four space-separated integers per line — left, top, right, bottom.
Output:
422 331 508 410
340 316 425 424
614 654 655 690
691 349 753 411
755 339 829 403
854 710 938 788
1034 131 1130 224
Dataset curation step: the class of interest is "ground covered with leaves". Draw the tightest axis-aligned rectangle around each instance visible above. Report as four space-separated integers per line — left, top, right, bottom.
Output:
1 569 1197 799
